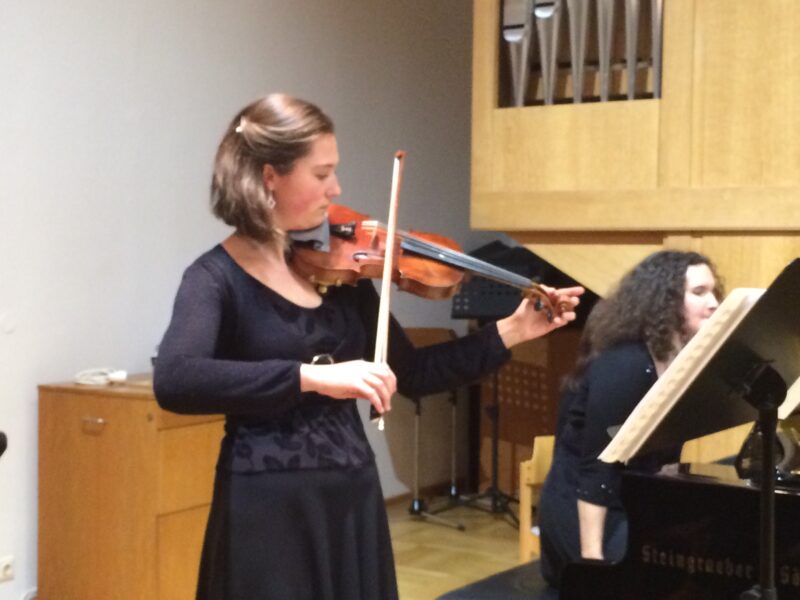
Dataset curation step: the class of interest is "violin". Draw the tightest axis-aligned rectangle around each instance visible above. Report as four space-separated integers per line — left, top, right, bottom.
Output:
290 203 569 321
292 151 572 431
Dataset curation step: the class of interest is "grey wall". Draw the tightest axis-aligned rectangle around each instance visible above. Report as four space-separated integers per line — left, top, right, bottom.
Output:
0 1 492 597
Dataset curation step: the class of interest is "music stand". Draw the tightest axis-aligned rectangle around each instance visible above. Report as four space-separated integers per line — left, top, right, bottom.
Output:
450 242 597 526
407 388 466 531
459 369 520 526
403 328 466 531
600 258 800 600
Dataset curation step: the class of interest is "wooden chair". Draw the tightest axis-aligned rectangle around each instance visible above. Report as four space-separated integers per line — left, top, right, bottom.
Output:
518 434 555 563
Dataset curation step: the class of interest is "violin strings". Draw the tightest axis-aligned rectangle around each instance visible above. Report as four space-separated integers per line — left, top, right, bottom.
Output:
362 220 543 294
398 234 534 290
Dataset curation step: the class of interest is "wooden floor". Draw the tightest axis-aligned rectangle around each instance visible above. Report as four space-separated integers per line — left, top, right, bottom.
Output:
388 501 520 600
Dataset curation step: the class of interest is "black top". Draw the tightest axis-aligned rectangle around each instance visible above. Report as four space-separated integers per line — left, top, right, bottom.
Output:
539 342 682 587
549 342 680 508
154 245 511 474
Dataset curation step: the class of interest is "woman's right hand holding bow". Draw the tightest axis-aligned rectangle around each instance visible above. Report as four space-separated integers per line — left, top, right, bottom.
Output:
300 360 396 415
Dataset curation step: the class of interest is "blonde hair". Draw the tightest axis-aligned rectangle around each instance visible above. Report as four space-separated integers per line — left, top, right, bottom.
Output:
210 94 334 242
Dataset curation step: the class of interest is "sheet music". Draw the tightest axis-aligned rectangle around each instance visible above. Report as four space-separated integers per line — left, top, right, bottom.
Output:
779 378 800 420
599 288 765 464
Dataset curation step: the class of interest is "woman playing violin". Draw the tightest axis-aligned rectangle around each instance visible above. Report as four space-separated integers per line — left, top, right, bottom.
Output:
153 93 582 600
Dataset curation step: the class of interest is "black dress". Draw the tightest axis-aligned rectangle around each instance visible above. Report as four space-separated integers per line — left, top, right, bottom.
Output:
538 341 680 588
153 245 511 600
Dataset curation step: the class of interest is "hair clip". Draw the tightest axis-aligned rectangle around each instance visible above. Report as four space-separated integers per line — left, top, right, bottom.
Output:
235 118 246 133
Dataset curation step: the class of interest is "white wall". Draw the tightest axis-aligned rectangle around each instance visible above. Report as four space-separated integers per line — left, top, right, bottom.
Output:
0 0 492 597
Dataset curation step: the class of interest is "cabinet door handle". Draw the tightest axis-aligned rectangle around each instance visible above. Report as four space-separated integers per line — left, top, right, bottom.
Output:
80 416 107 434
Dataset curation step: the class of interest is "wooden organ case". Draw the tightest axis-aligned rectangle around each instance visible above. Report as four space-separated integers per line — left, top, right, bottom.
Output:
473 0 800 462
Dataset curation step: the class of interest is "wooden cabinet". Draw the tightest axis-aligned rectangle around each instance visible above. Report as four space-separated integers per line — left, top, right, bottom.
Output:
38 376 224 600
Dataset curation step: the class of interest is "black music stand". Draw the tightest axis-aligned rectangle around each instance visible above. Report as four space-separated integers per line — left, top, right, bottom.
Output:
459 369 520 526
407 388 466 531
603 259 800 600
451 242 597 527
402 328 468 530
0 432 6 458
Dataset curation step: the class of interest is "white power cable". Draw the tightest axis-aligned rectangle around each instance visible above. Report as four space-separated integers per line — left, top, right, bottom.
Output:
74 367 128 386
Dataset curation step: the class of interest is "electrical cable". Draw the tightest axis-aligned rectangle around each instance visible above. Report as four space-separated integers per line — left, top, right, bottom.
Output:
74 367 128 385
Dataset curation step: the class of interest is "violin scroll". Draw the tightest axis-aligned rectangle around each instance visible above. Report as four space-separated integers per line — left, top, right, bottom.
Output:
526 284 581 323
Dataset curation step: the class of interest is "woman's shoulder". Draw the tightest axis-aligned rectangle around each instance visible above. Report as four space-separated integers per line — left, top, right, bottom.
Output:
189 243 226 268
589 341 652 374
179 244 238 289
184 244 231 274
584 341 656 404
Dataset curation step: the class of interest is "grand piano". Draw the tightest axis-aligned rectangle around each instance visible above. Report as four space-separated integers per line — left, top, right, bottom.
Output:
558 260 800 598
560 463 800 599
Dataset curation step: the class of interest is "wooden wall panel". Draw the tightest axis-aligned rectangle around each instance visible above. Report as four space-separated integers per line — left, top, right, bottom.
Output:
691 1 800 188
491 102 659 192
696 235 800 289
473 187 800 232
471 0 499 197
658 0 696 187
521 234 800 301
471 0 800 233
513 235 663 296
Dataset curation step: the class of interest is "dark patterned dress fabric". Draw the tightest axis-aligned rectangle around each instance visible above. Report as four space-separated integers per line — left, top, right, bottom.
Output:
153 244 511 600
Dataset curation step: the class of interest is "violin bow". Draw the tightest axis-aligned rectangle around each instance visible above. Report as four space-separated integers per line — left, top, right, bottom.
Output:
371 150 405 430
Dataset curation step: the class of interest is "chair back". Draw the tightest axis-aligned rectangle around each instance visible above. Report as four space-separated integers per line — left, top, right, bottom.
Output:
518 434 554 562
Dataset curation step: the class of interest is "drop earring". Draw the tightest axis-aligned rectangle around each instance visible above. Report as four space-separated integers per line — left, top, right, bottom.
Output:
266 191 276 210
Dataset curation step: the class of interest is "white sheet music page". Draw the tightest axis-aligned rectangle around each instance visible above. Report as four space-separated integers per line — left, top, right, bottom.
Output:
599 288 765 464
779 378 800 420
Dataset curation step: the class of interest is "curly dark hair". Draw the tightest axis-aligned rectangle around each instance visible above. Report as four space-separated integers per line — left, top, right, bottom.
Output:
564 250 723 390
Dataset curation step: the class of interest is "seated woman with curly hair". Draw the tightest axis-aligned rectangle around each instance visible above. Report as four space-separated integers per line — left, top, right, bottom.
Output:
538 250 723 590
